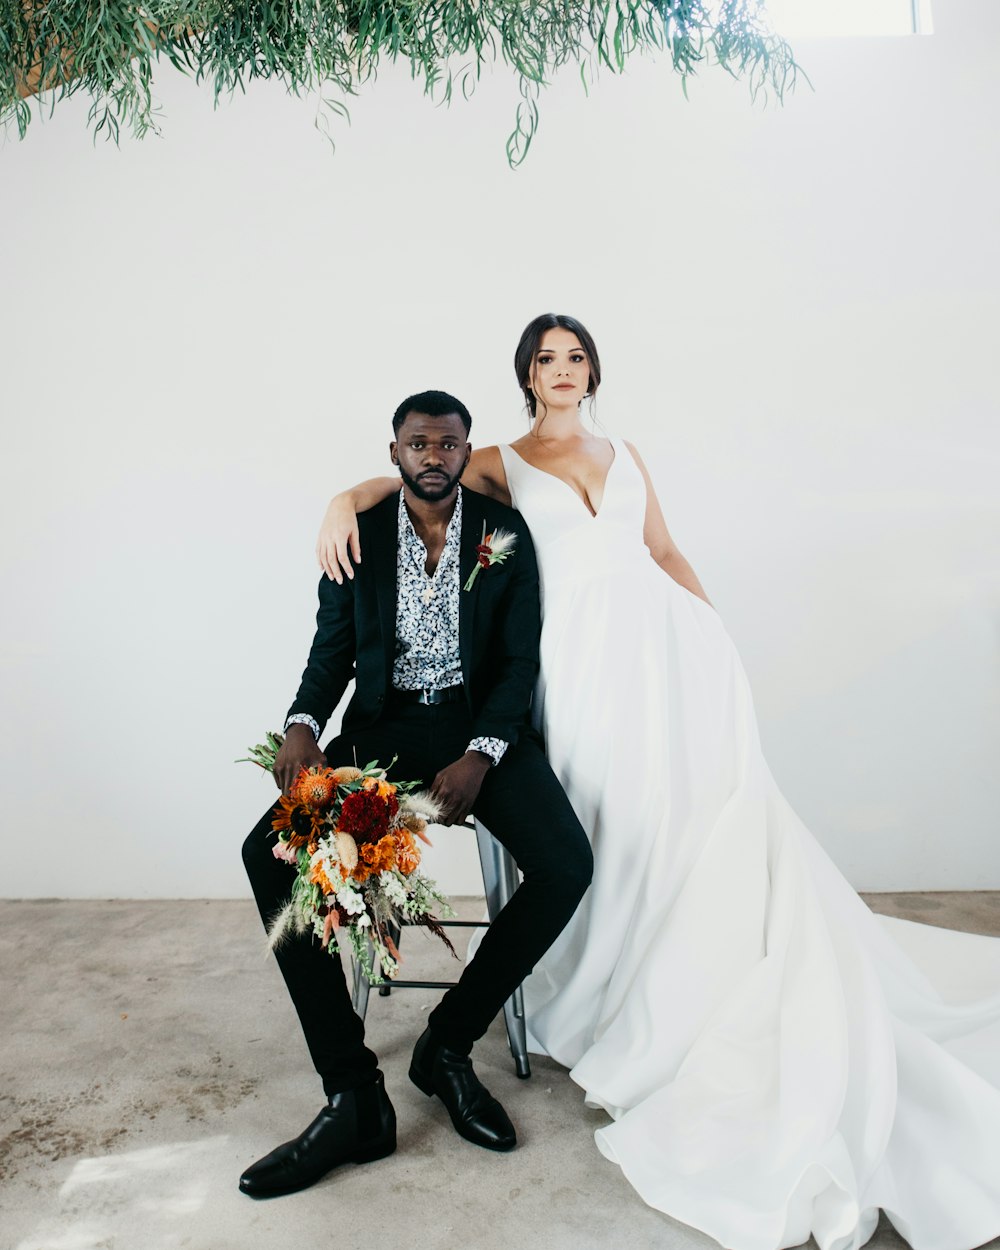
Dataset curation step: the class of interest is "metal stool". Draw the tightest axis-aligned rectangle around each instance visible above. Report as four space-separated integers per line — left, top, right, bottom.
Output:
349 818 531 1079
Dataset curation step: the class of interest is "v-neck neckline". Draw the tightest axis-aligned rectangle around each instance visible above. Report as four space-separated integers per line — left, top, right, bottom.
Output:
505 440 617 519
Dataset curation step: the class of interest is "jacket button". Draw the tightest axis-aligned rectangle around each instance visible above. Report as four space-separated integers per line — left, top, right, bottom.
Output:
376 695 384 704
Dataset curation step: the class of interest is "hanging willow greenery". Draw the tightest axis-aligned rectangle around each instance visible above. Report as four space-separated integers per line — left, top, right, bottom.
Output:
0 1 801 163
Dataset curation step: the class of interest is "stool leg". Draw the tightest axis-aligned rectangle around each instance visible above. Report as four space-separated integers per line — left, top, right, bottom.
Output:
504 985 531 1079
474 819 531 1080
474 820 504 921
378 919 402 995
351 944 372 1018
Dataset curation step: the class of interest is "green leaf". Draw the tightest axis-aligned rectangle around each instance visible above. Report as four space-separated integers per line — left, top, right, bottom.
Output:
1 3 803 167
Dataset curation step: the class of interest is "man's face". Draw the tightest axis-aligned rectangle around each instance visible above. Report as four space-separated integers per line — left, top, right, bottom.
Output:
391 411 471 501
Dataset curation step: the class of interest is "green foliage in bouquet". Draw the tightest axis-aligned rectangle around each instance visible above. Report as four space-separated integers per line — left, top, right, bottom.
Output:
2 0 802 163
239 734 455 985
235 728 285 773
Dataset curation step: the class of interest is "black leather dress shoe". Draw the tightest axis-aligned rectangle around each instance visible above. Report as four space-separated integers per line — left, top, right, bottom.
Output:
409 1027 516 1152
239 1071 396 1198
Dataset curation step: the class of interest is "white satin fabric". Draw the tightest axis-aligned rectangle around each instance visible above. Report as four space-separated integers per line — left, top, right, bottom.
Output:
497 440 1000 1250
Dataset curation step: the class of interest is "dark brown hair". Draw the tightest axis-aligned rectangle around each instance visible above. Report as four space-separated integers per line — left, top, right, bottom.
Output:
513 313 602 426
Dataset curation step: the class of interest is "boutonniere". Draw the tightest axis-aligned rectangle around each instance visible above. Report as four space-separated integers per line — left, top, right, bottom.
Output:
463 522 517 591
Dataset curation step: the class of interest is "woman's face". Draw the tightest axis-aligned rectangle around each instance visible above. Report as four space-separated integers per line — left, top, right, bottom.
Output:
529 327 591 413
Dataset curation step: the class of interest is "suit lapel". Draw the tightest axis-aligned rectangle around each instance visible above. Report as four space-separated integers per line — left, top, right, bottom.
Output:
369 495 400 682
459 487 483 685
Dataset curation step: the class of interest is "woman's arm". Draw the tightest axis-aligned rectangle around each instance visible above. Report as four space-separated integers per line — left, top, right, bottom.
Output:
316 446 511 583
465 446 511 505
624 441 712 607
316 477 400 583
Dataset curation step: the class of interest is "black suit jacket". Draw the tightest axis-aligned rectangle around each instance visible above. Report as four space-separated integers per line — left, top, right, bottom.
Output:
285 487 541 749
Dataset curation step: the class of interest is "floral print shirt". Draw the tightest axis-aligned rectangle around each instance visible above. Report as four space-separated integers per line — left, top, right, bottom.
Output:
393 490 506 765
286 490 506 766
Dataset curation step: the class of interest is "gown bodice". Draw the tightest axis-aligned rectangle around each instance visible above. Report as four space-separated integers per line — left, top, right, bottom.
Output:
497 439 651 594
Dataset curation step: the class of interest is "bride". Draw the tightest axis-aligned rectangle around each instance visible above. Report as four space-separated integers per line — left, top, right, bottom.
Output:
316 313 1000 1250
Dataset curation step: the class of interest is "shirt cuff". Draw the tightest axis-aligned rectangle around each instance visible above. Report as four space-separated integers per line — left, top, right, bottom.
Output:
285 713 321 742
467 737 508 766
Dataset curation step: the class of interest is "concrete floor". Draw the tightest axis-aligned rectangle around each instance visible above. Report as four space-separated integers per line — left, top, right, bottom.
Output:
2 894 999 1250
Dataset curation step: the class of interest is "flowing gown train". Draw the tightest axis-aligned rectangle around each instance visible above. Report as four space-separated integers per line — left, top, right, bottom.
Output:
495 439 1000 1250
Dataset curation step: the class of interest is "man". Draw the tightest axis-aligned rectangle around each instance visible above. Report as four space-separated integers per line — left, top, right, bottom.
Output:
240 389 592 1198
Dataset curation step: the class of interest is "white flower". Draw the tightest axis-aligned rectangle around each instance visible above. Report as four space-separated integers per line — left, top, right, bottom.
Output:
399 789 444 824
309 847 340 886
356 913 371 928
487 527 517 557
336 886 365 916
379 871 408 906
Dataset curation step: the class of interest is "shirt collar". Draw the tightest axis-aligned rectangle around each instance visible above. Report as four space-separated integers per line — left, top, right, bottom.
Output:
398 487 463 565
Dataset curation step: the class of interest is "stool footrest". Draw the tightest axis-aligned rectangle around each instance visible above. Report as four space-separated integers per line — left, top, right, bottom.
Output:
402 918 485 928
349 820 531 1080
377 979 459 990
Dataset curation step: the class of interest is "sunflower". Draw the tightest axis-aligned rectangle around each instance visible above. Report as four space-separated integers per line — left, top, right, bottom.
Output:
272 793 322 848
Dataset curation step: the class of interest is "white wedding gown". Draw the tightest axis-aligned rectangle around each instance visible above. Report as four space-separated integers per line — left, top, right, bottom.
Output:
495 440 1000 1250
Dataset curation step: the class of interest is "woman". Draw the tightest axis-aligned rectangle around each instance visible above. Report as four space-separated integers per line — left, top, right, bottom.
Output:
317 314 1000 1250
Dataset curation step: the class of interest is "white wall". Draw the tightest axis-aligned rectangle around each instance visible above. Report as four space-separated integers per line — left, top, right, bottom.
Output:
2 0 997 897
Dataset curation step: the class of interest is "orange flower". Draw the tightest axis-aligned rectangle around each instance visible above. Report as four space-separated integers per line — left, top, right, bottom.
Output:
331 766 363 785
309 858 342 895
359 833 397 875
384 932 402 967
272 794 320 848
394 829 420 875
291 767 339 810
363 777 397 799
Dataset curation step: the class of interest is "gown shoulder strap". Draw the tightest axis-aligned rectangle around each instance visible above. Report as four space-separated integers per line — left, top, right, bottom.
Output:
496 444 523 507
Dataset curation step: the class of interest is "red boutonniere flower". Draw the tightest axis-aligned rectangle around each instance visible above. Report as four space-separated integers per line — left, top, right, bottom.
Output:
464 522 517 591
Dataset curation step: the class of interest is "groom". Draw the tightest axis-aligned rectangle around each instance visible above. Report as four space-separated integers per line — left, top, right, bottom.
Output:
240 390 593 1198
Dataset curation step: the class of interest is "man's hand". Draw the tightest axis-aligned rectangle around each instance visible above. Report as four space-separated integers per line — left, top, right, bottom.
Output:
429 752 492 826
274 724 327 795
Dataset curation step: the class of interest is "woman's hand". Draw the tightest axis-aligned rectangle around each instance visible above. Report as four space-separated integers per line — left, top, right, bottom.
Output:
316 494 362 583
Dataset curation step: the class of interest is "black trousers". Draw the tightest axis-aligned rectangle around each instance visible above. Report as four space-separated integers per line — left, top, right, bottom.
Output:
242 702 593 1095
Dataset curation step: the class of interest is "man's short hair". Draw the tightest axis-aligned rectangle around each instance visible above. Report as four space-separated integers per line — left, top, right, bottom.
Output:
392 390 472 435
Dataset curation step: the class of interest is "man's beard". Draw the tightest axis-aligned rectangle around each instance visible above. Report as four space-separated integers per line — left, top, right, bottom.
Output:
398 463 464 501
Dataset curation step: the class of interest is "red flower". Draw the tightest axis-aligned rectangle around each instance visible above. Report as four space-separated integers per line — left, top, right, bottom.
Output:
362 777 400 821
337 787 392 846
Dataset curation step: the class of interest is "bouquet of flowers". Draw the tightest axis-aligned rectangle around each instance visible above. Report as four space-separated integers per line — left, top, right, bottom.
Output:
240 733 455 984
